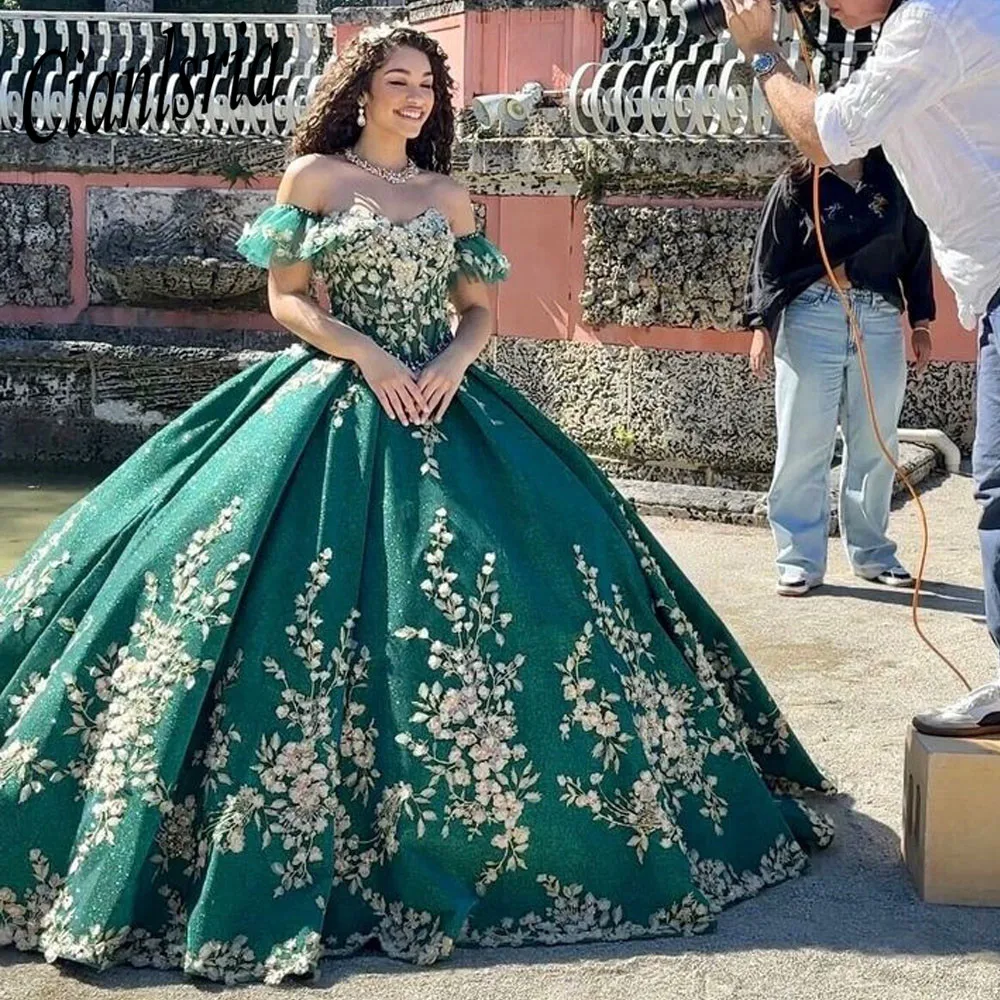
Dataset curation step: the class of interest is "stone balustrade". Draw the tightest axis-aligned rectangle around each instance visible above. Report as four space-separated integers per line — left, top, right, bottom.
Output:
0 8 333 137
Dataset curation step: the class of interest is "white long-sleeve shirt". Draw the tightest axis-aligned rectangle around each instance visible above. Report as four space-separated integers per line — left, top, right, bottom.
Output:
814 0 1000 329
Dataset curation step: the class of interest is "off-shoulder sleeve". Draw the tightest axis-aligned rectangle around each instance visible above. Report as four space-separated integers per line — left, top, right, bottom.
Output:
451 233 510 285
236 203 330 268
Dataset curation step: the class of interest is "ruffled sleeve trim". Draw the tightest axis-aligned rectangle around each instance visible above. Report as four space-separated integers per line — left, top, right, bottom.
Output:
236 203 333 268
451 233 510 285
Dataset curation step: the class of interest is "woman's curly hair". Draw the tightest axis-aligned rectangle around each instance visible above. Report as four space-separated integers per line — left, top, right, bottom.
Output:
290 24 455 174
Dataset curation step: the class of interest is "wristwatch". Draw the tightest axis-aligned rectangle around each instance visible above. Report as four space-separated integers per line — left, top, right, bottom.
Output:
751 50 780 81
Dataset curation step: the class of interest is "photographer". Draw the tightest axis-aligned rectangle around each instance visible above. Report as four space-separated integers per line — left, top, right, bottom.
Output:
722 0 1000 736
747 147 934 597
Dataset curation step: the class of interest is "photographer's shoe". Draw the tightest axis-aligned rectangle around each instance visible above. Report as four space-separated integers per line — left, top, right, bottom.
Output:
776 575 821 597
912 681 1000 738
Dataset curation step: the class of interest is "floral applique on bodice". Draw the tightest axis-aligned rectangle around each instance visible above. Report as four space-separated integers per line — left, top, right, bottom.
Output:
237 203 509 365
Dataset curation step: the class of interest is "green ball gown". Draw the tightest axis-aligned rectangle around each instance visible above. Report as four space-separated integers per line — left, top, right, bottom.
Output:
0 201 833 984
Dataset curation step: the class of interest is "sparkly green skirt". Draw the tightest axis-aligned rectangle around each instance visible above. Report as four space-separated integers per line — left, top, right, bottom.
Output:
0 346 831 983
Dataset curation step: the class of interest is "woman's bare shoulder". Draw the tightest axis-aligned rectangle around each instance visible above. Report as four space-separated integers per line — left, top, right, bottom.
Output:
275 154 351 214
425 173 476 234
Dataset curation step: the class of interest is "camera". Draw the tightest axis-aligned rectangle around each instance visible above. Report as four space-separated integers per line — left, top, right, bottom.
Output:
681 0 806 39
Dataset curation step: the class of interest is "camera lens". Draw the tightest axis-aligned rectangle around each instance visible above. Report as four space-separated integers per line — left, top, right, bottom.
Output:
680 0 729 38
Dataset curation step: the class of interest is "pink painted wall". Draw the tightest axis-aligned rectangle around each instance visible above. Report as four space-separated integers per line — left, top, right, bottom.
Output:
334 8 603 109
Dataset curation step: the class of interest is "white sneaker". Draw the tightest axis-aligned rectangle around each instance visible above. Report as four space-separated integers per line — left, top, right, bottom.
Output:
912 681 1000 738
776 575 822 597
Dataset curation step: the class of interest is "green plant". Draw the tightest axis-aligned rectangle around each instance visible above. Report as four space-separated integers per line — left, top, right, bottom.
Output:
219 158 258 188
611 425 636 455
570 140 637 206
570 143 610 204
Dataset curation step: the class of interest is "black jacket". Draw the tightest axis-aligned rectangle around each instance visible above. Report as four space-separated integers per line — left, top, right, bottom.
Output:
743 148 936 334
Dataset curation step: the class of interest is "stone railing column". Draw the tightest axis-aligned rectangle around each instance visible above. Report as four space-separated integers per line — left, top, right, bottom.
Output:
327 0 600 104
405 0 605 108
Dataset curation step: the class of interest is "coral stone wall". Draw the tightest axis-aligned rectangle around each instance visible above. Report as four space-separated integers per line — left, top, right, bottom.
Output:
581 202 761 330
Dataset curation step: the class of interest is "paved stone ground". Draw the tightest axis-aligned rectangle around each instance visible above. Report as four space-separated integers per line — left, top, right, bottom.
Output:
2 470 1000 1000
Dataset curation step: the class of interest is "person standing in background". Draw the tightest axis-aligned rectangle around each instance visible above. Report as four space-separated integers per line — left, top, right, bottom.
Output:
746 148 934 596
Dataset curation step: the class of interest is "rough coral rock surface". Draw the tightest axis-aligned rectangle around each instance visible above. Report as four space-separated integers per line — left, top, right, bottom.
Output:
581 202 759 329
0 184 72 308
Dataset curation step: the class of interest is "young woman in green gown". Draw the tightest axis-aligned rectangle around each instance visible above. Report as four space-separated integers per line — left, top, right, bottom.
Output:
0 24 832 984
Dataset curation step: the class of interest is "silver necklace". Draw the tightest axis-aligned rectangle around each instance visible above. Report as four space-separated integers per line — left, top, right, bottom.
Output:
344 148 418 185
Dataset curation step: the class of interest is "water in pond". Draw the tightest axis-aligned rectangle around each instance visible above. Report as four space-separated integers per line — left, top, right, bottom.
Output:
0 472 96 576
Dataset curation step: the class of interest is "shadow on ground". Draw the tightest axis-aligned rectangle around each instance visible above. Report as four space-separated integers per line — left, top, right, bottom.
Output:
817 578 984 621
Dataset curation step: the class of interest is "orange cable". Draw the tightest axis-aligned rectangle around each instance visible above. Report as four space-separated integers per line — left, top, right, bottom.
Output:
795 19 972 691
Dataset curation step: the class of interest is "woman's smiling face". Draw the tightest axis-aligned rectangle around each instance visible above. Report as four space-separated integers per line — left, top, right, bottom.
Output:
363 45 436 141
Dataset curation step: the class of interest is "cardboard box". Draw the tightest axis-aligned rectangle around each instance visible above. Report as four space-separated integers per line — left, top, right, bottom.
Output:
903 726 1000 905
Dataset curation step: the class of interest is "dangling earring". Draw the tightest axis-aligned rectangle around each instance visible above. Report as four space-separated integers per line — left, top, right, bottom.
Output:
357 101 367 127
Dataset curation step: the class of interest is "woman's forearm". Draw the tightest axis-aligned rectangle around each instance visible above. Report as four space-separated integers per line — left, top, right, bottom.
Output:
445 305 493 365
270 290 375 364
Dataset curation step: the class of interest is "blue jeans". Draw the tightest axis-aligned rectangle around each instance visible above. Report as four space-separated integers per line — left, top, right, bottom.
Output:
973 296 1000 653
768 283 907 583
